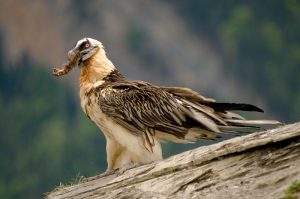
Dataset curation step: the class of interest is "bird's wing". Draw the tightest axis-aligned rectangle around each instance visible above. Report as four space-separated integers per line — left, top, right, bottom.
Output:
161 86 281 131
96 81 222 150
96 81 195 152
97 81 189 137
161 86 216 104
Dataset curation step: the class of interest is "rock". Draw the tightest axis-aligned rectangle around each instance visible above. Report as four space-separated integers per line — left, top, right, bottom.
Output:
46 122 300 199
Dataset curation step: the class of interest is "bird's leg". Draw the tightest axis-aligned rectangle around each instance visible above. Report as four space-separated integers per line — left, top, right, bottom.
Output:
106 137 123 171
100 168 118 177
99 163 143 177
116 162 144 176
97 168 119 178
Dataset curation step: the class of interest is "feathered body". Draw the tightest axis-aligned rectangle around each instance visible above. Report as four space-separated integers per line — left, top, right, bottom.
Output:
53 38 280 171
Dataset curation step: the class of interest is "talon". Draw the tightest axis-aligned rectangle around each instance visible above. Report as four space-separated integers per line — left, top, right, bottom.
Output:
98 168 118 177
116 163 143 176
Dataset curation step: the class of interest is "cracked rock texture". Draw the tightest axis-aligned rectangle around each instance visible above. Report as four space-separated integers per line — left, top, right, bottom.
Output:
46 123 300 199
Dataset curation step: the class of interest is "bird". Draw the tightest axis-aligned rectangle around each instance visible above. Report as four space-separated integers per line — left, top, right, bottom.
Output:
53 37 280 173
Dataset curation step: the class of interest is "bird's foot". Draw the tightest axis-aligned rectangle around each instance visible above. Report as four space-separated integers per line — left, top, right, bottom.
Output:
99 168 118 177
116 163 144 176
99 163 145 177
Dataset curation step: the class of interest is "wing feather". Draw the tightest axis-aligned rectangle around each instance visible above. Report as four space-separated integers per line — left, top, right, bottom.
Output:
92 80 280 150
97 81 191 139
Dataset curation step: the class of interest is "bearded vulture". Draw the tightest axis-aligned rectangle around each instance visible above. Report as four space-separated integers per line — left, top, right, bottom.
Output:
53 37 280 172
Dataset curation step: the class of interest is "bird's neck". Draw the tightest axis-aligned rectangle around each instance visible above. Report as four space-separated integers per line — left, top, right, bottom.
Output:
79 51 125 96
79 51 116 87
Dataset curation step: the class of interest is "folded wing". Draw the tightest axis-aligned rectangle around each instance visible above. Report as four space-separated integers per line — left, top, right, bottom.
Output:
96 82 281 151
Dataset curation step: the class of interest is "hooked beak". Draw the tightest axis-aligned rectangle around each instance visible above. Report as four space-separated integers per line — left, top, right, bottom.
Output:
67 48 82 67
67 41 99 68
68 48 77 61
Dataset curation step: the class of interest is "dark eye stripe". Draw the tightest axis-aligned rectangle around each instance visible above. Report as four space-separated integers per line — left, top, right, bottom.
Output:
79 41 90 51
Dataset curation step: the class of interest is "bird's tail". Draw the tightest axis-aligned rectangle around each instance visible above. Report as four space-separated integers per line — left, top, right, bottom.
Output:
183 113 281 143
210 102 282 134
162 86 282 141
219 118 282 134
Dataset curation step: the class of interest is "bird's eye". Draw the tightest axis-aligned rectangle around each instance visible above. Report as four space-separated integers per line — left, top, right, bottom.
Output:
85 42 90 48
79 41 91 51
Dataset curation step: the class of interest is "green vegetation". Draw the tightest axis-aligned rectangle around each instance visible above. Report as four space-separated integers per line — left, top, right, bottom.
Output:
0 42 106 198
46 173 86 195
174 1 300 122
284 180 300 199
1 1 300 198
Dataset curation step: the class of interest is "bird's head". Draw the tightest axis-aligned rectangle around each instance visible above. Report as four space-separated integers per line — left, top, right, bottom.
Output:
69 37 103 67
53 37 113 77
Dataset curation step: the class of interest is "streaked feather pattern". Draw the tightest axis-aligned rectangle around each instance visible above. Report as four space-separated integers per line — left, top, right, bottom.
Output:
54 38 281 170
85 72 280 152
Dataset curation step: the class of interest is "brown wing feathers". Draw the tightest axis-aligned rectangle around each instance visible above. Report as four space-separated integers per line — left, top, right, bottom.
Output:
98 81 191 138
165 86 280 130
94 81 280 151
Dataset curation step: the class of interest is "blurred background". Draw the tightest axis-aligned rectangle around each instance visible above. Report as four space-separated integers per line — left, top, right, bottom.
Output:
0 0 299 198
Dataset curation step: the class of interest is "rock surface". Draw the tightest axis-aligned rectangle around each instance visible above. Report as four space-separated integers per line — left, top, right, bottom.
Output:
46 123 300 199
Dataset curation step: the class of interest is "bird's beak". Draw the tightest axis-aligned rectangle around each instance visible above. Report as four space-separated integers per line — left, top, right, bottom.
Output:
67 48 82 67
68 46 81 61
68 49 76 61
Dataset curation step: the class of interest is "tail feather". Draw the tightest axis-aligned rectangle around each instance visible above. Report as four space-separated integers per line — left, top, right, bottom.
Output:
209 103 264 112
181 99 227 125
218 129 254 135
160 86 282 143
219 123 262 135
225 119 282 126
219 119 282 135
218 111 245 120
219 125 261 130
185 128 217 142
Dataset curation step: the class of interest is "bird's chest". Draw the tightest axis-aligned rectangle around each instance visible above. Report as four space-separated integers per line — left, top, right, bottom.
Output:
80 90 115 137
80 92 102 123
